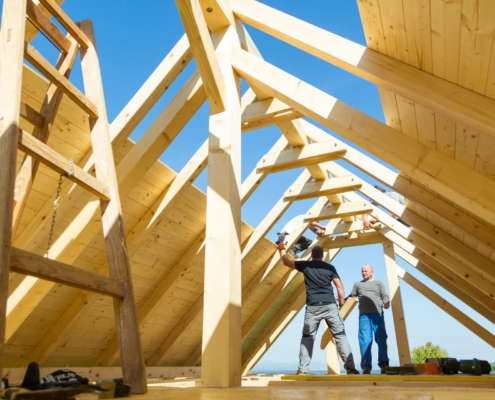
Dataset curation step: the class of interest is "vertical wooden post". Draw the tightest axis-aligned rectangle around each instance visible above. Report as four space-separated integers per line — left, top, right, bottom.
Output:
202 25 242 388
79 20 147 394
382 239 411 365
0 0 27 380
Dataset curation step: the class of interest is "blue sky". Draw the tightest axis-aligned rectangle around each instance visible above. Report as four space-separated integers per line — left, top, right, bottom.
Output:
11 0 495 371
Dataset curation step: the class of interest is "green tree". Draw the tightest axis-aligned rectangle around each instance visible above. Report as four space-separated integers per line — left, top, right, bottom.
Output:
411 342 449 364
492 363 495 372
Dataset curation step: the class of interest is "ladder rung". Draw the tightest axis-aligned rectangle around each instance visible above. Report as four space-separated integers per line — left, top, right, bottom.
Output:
10 248 126 298
18 130 111 201
26 0 72 53
38 0 89 49
24 42 99 119
20 101 46 129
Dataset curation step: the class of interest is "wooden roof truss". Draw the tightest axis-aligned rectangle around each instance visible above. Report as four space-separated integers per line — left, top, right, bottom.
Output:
1 0 494 390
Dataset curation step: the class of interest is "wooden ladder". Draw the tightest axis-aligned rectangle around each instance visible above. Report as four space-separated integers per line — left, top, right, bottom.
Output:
0 0 147 394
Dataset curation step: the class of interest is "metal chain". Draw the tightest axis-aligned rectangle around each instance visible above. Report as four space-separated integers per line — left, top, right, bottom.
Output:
45 159 75 258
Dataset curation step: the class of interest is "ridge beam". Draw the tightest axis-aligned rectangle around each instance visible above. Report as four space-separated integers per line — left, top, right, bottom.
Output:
284 176 361 201
176 0 226 114
256 141 346 173
305 201 373 221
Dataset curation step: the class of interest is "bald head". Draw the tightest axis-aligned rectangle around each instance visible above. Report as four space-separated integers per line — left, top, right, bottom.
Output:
361 264 373 281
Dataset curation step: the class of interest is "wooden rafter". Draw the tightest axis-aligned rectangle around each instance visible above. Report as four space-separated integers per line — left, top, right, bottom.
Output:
231 47 495 223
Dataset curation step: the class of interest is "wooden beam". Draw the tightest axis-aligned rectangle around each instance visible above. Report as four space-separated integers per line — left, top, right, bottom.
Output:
324 160 495 283
230 0 495 140
321 221 364 236
109 34 193 152
240 136 289 203
382 240 411 366
256 141 346 173
79 20 146 394
241 169 312 260
234 21 354 224
393 246 495 325
38 0 89 49
176 0 226 114
18 130 111 201
13 35 79 236
24 43 98 118
284 176 361 201
25 0 65 43
9 248 125 298
305 201 373 222
302 120 495 252
231 47 495 224
26 0 72 53
20 101 45 129
241 97 301 132
202 25 242 388
0 0 28 381
380 228 495 303
198 0 234 31
322 231 382 249
396 266 495 348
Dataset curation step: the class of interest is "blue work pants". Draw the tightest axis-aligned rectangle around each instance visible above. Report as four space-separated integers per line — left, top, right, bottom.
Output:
358 313 389 371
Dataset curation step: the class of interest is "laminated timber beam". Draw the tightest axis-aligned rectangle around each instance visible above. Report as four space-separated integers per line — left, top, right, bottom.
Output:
283 176 361 201
0 0 28 381
324 161 495 284
380 228 495 314
396 265 495 348
230 0 495 140
321 221 365 236
322 231 382 249
12 36 193 252
305 200 373 222
235 22 354 224
383 240 411 366
393 246 495 325
301 120 495 253
241 98 301 132
202 25 242 387
198 0 234 31
25 0 65 43
175 0 227 114
256 141 346 173
231 47 495 224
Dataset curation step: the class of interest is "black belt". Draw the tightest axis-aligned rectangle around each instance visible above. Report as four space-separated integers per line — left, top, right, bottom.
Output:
309 302 332 306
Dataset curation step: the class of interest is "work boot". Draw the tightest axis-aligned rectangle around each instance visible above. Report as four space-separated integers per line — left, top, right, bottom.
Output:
346 367 360 375
362 369 371 374
379 361 389 374
296 370 307 375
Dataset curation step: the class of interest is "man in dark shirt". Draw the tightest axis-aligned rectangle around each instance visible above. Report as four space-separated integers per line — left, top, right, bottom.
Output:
278 243 359 374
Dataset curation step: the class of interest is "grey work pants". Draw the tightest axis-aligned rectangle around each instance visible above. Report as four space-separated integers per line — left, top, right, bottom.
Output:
298 303 355 373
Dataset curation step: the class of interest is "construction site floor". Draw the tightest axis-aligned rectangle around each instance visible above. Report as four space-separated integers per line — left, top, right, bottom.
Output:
75 374 495 399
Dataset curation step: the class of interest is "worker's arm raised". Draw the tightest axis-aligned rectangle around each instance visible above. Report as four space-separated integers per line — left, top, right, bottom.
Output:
278 244 296 269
